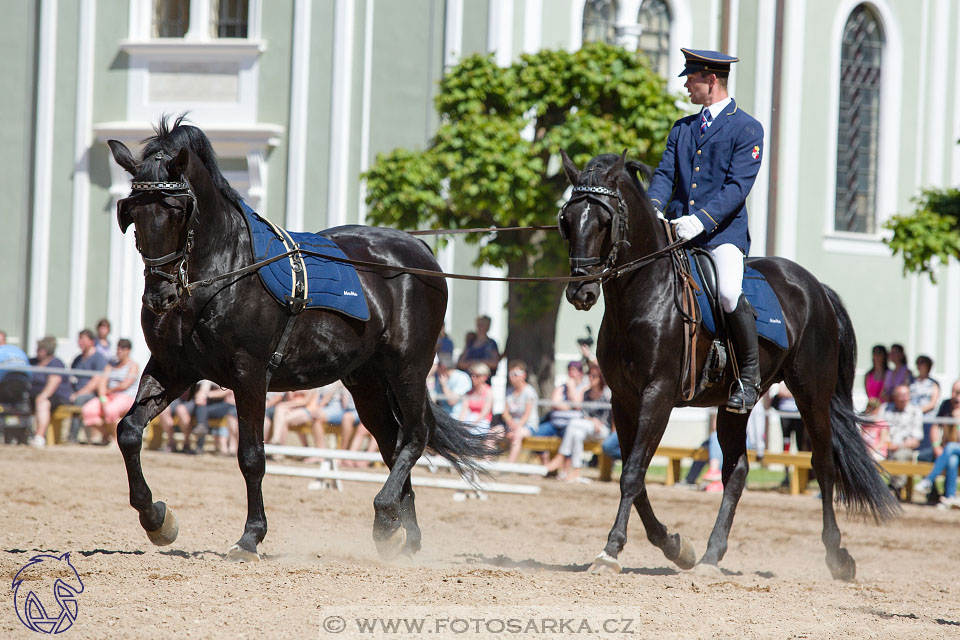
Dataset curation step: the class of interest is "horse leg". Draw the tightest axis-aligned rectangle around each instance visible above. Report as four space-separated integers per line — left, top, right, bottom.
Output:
347 368 426 559
697 409 750 572
116 357 190 545
228 386 268 561
590 397 695 573
793 387 856 581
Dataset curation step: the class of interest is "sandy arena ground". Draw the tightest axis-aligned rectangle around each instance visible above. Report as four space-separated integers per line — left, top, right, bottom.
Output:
2 444 959 639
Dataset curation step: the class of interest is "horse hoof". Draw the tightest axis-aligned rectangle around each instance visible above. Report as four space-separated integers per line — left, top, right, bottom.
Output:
587 551 622 575
693 562 722 577
829 548 856 581
673 535 697 570
145 506 179 546
227 544 261 563
375 527 407 560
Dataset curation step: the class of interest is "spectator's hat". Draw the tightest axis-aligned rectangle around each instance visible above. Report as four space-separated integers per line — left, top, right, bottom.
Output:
678 48 739 77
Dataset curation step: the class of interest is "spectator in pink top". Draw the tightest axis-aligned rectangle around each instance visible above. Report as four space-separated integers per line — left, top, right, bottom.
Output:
459 363 493 435
864 344 888 403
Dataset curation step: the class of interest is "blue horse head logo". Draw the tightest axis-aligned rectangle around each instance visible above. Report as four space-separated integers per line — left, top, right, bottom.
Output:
12 553 84 634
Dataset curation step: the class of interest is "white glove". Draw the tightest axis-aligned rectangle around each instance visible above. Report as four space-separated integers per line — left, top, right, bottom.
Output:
655 208 666 221
671 214 705 241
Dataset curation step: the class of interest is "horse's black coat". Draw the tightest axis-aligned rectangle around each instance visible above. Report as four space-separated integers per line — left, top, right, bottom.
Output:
108 116 487 559
559 151 899 580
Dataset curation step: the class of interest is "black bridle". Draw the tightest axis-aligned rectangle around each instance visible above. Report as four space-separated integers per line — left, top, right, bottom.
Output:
558 184 630 278
117 153 199 294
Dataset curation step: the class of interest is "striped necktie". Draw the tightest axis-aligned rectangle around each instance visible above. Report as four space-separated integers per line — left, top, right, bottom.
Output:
700 110 712 135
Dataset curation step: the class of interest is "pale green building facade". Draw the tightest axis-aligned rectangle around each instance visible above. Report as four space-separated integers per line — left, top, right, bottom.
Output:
3 0 959 395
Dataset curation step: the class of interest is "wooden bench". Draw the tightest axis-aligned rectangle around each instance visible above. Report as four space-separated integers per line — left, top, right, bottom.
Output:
520 435 613 481
656 446 760 486
49 405 84 445
145 416 232 451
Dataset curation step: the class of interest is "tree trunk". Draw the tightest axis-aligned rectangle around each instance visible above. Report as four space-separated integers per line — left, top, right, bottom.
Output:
502 259 565 402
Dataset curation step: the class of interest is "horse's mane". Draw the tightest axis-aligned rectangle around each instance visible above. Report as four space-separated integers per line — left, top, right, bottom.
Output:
580 153 653 199
140 114 243 210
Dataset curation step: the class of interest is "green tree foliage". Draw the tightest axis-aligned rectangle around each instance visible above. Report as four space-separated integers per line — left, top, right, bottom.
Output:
885 185 960 283
363 42 681 387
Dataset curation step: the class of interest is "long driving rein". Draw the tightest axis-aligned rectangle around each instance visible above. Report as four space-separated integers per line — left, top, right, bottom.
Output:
121 175 687 296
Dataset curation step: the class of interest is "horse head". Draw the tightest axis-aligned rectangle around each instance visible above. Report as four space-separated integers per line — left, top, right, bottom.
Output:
108 116 241 314
558 149 657 310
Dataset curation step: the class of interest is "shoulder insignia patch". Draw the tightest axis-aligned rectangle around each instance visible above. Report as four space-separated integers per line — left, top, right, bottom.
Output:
751 145 760 160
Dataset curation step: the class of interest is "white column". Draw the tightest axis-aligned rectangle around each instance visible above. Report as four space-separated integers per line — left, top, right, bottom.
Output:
925 0 948 187
748 0 775 256
284 0 312 230
480 0 513 351
523 0 543 53
775 0 806 261
28 0 58 347
69 0 96 340
327 0 356 228
247 150 267 214
357 0 374 225
186 0 212 39
945 259 960 384
440 0 465 328
726 0 740 95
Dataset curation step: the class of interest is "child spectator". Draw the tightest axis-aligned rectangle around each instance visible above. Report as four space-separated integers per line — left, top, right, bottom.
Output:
459 363 493 435
501 360 540 463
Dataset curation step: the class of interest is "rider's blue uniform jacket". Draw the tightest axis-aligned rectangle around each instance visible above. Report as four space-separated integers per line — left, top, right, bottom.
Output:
646 98 763 255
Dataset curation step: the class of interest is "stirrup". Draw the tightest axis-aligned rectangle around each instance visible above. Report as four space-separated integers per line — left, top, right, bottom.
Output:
726 379 759 414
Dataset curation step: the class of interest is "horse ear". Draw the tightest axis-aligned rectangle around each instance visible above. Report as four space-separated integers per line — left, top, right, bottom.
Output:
560 149 581 185
167 147 191 180
605 149 628 185
108 140 138 176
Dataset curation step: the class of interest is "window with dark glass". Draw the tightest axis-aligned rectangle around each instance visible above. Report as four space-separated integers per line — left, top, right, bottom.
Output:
835 4 883 234
583 0 617 45
213 0 249 38
153 0 190 38
637 0 671 76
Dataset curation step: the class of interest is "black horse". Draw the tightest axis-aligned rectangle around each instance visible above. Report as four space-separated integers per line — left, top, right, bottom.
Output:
107 117 486 561
557 151 898 580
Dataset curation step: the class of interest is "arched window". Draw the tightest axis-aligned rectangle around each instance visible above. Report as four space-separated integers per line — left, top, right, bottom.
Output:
583 0 617 45
835 4 883 234
637 0 671 77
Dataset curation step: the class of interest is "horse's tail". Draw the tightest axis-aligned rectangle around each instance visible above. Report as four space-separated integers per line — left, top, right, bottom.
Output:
427 402 493 478
823 284 901 523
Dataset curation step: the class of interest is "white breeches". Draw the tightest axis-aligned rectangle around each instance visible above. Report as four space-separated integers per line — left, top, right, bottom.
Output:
710 243 745 314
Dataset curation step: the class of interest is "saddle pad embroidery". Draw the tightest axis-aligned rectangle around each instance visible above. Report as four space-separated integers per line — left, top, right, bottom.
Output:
240 202 370 321
687 253 789 350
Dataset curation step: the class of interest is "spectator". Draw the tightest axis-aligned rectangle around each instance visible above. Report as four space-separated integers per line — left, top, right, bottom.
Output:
544 365 612 483
864 344 888 403
0 336 30 404
917 380 960 506
268 389 320 447
436 326 454 360
860 398 890 462
94 318 112 361
500 361 540 463
910 355 941 461
883 383 924 492
457 315 501 374
310 381 361 454
262 392 285 443
458 363 494 435
66 329 109 443
156 384 205 453
538 361 587 437
198 383 238 455
881 343 913 403
80 339 139 445
28 336 72 447
428 353 471 418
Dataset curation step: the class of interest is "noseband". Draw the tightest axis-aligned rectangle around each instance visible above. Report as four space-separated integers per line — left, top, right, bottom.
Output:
118 152 199 294
559 184 630 276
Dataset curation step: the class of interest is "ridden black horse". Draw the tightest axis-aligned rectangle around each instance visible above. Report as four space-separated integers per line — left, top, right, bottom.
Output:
107 117 486 561
557 151 899 580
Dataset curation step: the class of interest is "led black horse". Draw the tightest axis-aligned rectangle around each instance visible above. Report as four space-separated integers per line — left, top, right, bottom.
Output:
558 151 898 580
107 117 486 561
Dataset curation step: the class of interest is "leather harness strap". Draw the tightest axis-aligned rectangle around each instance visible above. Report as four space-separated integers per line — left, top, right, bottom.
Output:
660 219 702 401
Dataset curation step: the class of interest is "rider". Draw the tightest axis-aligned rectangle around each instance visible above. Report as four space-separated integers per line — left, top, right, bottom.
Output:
646 48 765 413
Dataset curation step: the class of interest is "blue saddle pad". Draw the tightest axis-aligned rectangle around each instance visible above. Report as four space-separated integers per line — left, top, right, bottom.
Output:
240 202 370 321
688 253 788 350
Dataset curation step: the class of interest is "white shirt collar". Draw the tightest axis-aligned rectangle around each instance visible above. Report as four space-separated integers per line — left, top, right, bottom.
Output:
704 96 733 121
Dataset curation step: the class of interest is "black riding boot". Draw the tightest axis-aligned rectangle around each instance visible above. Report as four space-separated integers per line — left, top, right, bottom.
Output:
725 294 761 414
